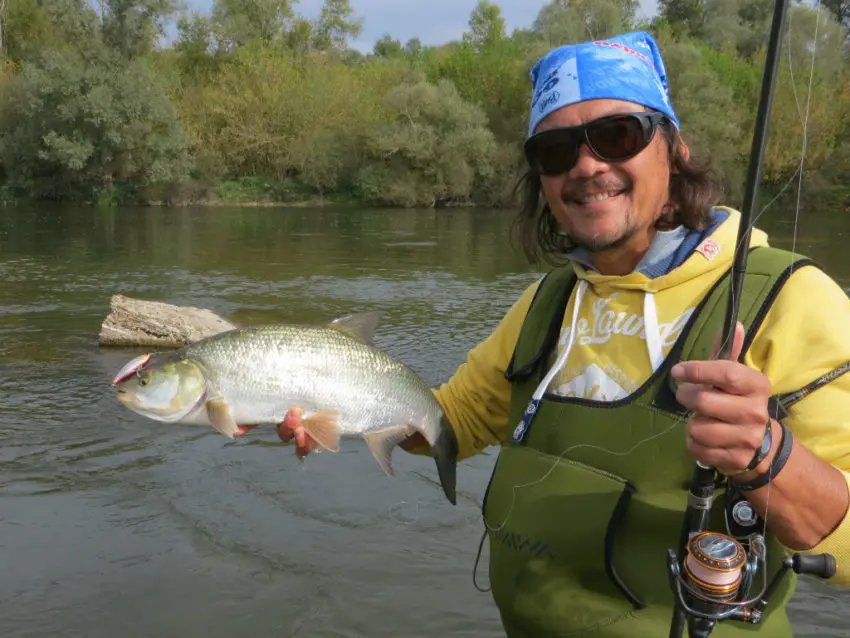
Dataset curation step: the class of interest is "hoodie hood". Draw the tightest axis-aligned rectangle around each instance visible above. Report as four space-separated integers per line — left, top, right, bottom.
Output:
570 207 770 294
528 207 771 403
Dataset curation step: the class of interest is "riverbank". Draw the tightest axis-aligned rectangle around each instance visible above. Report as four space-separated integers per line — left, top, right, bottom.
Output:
0 174 492 209
0 176 345 209
3 175 847 215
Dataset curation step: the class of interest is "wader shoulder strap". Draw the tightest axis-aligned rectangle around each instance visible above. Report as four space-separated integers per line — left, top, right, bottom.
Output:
504 265 576 382
687 246 816 363
654 246 819 415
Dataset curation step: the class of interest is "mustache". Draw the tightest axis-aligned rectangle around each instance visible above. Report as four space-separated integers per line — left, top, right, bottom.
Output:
562 178 630 202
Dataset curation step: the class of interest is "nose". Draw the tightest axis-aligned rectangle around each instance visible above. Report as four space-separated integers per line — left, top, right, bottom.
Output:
568 143 611 180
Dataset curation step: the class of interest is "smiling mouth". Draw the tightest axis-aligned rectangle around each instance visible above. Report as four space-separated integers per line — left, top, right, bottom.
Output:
572 190 623 205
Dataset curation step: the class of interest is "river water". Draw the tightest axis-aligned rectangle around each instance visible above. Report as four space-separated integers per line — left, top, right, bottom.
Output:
0 204 848 637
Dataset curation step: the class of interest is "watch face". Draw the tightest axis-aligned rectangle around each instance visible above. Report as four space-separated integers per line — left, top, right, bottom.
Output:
761 428 772 453
698 533 740 561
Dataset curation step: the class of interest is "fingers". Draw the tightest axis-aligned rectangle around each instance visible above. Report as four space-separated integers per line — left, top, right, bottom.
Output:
687 415 765 474
276 405 315 459
277 425 294 442
671 358 770 397
293 426 316 459
276 405 304 441
675 381 768 425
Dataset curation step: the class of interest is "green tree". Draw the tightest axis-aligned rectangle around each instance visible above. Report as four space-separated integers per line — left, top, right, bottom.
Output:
211 0 294 47
534 0 638 44
174 11 219 79
0 47 189 200
373 33 404 58
463 0 506 51
658 0 704 37
404 37 423 58
312 0 362 51
287 16 312 52
101 0 178 59
188 42 392 191
4 0 100 63
354 75 498 207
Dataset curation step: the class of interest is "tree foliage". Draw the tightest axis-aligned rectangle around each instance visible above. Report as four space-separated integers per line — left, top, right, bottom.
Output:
354 75 498 207
0 47 188 200
0 0 847 208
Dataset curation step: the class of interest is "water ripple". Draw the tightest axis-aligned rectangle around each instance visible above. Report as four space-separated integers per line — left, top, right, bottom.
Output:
0 205 845 638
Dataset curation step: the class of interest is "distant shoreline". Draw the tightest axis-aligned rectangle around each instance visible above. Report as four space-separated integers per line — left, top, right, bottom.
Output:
4 182 845 213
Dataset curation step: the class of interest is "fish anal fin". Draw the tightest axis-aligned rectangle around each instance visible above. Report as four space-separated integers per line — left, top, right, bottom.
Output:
301 409 342 453
328 312 381 346
363 425 415 478
206 398 240 438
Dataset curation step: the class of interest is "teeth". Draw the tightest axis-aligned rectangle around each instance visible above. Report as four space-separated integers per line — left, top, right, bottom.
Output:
576 191 618 204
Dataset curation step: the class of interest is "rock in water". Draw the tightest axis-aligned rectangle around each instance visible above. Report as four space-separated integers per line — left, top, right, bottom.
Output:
99 294 237 348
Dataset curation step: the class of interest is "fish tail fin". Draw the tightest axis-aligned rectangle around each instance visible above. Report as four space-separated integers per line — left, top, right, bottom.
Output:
432 417 458 506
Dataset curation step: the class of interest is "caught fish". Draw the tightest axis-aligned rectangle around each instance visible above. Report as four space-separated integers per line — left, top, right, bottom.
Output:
111 312 458 505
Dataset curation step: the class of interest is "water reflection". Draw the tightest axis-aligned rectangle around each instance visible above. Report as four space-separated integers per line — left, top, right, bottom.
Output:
0 203 847 638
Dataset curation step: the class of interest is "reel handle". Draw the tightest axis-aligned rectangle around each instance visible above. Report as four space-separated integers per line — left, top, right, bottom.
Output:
792 553 836 579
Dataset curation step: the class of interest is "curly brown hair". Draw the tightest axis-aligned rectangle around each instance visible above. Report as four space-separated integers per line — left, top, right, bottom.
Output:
511 118 720 266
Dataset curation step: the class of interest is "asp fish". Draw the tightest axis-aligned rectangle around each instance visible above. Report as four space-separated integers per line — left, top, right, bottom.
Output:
111 312 458 505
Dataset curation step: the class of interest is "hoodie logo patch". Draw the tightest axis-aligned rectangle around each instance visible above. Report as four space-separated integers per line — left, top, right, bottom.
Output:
696 238 720 261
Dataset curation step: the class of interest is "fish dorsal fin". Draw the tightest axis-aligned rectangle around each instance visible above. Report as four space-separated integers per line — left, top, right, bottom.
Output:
328 311 382 345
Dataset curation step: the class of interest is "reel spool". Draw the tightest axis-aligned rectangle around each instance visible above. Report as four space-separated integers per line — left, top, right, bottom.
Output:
682 532 747 604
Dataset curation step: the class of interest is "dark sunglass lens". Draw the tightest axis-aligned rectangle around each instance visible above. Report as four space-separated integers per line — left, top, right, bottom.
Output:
533 140 579 175
587 116 646 161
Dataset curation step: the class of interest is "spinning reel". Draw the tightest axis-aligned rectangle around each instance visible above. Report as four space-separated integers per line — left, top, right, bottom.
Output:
667 529 836 637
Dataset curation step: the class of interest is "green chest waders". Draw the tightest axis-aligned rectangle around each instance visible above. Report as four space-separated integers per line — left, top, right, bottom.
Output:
480 247 816 637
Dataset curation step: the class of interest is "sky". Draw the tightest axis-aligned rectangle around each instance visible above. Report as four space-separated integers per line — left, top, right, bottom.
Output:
180 0 661 53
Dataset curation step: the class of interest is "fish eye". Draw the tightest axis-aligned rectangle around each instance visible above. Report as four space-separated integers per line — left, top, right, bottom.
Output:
138 372 150 386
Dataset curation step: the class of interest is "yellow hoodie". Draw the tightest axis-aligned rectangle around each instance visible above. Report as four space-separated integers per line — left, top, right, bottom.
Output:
427 207 850 584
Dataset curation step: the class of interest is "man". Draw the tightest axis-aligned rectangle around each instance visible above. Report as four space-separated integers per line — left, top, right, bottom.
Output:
278 31 850 636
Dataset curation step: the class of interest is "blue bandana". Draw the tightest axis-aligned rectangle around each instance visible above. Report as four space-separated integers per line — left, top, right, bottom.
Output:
527 31 679 138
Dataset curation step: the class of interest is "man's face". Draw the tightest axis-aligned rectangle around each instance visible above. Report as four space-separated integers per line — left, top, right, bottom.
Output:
534 98 672 256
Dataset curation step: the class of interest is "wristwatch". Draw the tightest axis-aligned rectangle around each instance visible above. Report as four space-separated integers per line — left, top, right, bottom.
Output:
731 421 794 492
743 419 773 473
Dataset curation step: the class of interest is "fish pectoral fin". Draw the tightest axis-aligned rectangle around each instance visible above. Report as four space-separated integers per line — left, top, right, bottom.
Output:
327 311 381 346
206 398 241 438
301 409 342 453
363 425 415 478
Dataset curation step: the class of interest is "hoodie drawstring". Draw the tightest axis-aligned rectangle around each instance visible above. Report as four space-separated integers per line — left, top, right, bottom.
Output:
643 291 665 372
511 280 588 443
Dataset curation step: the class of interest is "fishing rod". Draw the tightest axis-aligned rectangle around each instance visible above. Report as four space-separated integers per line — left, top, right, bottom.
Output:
665 0 837 635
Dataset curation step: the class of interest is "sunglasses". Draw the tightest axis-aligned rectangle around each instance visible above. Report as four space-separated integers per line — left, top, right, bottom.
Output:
524 111 668 176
